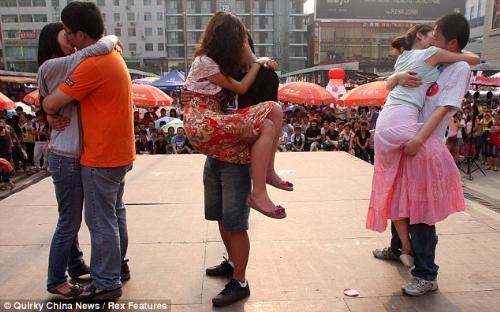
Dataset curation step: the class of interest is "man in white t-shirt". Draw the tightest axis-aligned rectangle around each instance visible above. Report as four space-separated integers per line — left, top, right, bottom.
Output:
373 13 472 297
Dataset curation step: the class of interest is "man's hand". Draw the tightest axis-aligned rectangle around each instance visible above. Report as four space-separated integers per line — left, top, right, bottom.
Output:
47 114 70 131
402 138 422 156
397 71 422 88
240 120 259 143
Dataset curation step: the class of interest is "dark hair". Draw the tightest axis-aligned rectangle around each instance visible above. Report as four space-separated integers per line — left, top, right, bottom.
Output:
61 1 104 40
194 12 247 77
159 121 166 126
392 24 433 53
435 13 470 50
167 126 174 131
37 22 65 66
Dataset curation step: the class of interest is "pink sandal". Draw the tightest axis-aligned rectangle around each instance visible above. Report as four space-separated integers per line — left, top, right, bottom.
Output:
247 195 287 219
266 178 294 191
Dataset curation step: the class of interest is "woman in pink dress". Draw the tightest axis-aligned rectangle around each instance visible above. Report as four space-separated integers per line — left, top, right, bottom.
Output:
366 24 480 267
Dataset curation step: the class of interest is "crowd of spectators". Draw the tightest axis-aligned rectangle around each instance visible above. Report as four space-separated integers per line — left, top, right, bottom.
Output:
278 103 379 164
447 97 500 171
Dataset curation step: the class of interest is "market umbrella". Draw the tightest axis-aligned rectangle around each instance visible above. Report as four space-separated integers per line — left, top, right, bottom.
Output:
278 82 336 106
132 85 173 107
23 89 40 106
0 92 16 110
337 81 389 107
160 117 183 132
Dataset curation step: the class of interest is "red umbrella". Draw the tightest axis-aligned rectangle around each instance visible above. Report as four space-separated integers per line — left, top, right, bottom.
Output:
337 81 389 107
24 89 40 106
0 92 16 110
278 82 336 106
132 85 173 107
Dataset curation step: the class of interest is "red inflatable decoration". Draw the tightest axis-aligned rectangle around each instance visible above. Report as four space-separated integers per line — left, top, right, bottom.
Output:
328 68 345 80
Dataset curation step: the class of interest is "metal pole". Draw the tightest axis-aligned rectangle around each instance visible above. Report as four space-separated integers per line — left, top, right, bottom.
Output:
182 0 188 74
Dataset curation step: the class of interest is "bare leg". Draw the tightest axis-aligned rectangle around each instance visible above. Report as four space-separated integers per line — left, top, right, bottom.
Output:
393 219 412 255
265 103 289 182
250 119 278 212
218 221 232 260
230 231 250 281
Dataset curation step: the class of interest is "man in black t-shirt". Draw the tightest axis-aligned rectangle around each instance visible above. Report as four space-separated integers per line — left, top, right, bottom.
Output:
354 121 370 162
323 122 340 151
305 120 322 151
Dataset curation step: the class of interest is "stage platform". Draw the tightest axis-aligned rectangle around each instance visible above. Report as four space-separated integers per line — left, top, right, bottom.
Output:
1 152 500 311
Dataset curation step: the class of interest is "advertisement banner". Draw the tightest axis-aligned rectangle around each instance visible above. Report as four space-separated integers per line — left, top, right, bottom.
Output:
315 0 466 21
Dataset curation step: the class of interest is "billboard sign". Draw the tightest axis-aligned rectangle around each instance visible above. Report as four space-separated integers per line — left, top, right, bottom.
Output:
315 0 466 21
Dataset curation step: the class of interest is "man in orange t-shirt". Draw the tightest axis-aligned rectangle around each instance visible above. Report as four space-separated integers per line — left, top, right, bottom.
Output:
43 1 134 301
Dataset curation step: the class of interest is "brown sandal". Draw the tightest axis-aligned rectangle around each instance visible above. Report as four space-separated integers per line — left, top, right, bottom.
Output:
48 283 83 298
247 195 287 219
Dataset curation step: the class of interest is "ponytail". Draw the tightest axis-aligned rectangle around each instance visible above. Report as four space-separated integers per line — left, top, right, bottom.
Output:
392 24 433 54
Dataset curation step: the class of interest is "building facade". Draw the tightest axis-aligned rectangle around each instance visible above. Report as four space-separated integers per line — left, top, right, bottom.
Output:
465 0 486 56
482 0 500 62
308 0 466 74
0 0 308 74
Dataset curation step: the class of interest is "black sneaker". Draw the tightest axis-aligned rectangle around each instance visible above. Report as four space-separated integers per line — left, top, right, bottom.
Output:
206 257 234 277
212 279 250 307
121 263 131 282
77 283 122 301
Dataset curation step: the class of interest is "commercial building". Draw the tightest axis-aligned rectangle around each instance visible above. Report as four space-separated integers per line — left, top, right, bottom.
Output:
465 0 486 56
482 0 500 62
0 0 308 74
308 0 466 74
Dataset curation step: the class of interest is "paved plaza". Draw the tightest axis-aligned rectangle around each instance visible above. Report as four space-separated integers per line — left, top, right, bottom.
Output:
1 153 500 311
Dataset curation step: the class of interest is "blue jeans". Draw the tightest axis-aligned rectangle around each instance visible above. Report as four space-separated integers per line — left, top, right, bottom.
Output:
203 157 251 232
390 222 439 281
81 164 131 290
47 154 85 290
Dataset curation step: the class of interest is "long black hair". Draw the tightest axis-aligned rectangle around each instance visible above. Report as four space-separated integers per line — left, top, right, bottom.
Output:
37 22 65 66
194 12 247 78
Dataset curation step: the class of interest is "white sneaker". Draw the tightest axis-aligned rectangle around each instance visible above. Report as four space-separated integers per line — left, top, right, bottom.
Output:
402 277 438 296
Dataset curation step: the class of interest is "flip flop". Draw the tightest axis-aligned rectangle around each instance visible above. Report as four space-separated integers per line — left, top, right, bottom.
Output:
266 178 294 191
247 195 287 219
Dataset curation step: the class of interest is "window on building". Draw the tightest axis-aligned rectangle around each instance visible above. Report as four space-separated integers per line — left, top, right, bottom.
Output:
128 28 136 36
126 0 133 5
157 12 163 21
34 14 47 22
114 13 120 21
493 0 500 29
470 5 475 20
167 16 178 26
20 15 34 23
97 0 105 6
101 13 106 21
113 0 119 6
114 28 121 36
129 43 136 51
32 0 46 6
157 27 163 36
156 0 161 5
143 0 150 5
4 30 18 38
51 0 59 7
0 0 18 7
145 27 152 36
1 15 19 23
18 0 32 7
478 0 484 16
144 12 152 21
145 43 153 51
127 13 135 21
158 43 164 51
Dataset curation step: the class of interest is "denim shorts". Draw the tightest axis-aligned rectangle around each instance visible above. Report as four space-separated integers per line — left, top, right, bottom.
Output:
203 157 251 232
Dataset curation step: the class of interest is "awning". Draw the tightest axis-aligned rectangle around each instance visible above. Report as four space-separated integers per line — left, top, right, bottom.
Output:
0 75 37 84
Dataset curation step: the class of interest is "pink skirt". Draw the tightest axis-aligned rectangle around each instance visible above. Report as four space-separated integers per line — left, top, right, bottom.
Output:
366 105 465 233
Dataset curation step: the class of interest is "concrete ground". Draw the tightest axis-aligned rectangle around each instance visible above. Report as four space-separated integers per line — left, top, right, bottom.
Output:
1 152 500 312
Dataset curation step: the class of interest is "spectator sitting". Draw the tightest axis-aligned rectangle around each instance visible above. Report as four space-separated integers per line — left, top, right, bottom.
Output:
367 106 379 130
0 157 15 190
305 120 322 152
172 127 193 154
154 133 169 154
339 123 354 153
354 121 371 162
159 108 168 118
290 126 305 152
278 128 288 152
135 130 154 154
323 122 339 151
